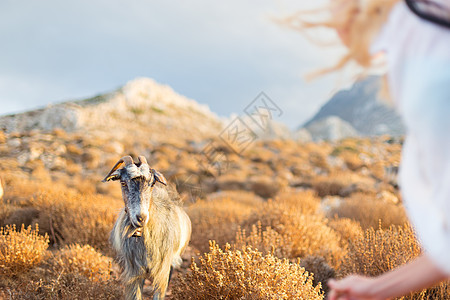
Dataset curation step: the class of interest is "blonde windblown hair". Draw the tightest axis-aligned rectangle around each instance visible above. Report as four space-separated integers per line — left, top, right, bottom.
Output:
284 0 400 76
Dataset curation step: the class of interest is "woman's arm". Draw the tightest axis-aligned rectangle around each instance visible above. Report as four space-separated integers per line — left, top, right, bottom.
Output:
328 254 448 300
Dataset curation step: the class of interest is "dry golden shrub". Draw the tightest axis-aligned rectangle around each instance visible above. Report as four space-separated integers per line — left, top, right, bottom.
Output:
341 151 365 171
340 225 450 299
0 158 21 172
0 224 49 276
52 127 68 139
304 142 333 155
172 242 324 300
2 175 42 206
327 194 409 230
0 204 15 228
341 225 420 276
66 143 84 156
81 148 102 170
243 190 321 230
187 194 260 254
312 171 376 198
247 176 282 199
277 189 322 213
2 178 121 252
313 180 347 198
234 222 291 259
67 177 97 195
47 244 113 282
30 164 53 183
246 147 275 163
369 161 387 180
31 188 121 252
65 160 83 176
177 152 203 173
327 218 363 248
3 207 39 229
242 191 345 268
5 273 123 300
283 214 345 268
206 190 264 207
309 151 330 172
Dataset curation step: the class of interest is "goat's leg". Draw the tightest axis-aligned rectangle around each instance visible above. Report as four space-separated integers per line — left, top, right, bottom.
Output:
152 267 174 300
125 277 145 300
152 268 173 300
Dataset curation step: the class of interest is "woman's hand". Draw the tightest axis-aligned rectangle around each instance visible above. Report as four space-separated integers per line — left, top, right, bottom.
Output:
328 275 386 300
327 255 448 300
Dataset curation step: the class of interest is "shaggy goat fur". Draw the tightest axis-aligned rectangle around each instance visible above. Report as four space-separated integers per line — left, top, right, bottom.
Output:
104 156 191 300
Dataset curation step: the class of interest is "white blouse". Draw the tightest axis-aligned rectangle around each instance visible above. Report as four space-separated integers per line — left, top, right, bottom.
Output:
371 1 450 275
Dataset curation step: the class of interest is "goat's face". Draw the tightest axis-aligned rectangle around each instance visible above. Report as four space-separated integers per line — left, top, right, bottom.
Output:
102 156 167 230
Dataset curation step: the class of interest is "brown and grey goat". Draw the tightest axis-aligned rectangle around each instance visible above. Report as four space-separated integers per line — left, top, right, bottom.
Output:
103 155 191 300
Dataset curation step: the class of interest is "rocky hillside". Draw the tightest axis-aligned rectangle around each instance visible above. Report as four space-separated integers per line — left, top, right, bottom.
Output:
302 76 405 138
305 116 359 142
0 78 223 144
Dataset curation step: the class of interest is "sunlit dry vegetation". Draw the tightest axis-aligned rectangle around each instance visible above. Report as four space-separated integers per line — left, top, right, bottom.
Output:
0 224 48 276
173 242 324 300
0 128 447 299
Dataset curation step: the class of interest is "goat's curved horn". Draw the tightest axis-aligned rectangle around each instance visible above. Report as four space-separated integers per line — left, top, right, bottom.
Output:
102 156 134 182
137 156 148 165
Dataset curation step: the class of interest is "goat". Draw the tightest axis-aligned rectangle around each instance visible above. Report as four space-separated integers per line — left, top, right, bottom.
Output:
103 155 191 300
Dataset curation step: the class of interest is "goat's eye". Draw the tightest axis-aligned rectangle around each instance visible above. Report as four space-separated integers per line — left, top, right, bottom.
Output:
121 181 127 187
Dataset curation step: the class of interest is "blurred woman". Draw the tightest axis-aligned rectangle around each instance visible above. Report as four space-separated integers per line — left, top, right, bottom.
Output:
289 1 450 299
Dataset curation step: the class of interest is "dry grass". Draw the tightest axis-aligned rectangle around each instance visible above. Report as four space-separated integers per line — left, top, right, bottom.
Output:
283 214 345 268
340 225 420 277
243 190 321 230
46 244 114 282
187 192 262 254
312 171 376 198
340 151 365 171
3 273 123 300
234 222 291 259
172 242 324 300
0 224 49 276
31 188 120 252
327 193 409 230
3 133 445 299
242 191 346 269
0 242 121 300
1 178 121 253
327 217 363 248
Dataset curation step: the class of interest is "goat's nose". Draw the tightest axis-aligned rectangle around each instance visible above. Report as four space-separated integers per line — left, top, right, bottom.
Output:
135 213 148 225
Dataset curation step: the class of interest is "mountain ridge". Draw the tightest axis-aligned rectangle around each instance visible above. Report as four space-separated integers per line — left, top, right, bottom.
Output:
0 78 224 144
0 76 406 144
302 76 405 138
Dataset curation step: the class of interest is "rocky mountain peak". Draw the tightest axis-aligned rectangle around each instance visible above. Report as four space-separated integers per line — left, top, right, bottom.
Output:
300 76 405 140
0 78 223 143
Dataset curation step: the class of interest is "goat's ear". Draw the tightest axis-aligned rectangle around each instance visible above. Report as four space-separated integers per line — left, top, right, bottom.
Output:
151 169 167 186
103 170 121 182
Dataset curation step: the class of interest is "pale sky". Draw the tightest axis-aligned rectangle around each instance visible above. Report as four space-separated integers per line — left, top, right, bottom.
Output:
0 0 348 128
